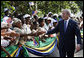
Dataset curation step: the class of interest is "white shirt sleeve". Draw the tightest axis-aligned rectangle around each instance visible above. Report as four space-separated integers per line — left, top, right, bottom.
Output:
1 39 10 47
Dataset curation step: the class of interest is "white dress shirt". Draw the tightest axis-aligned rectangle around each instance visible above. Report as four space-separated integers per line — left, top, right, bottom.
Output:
64 17 70 30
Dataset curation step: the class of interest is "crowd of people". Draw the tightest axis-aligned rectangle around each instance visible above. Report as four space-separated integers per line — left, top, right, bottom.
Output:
1 9 83 49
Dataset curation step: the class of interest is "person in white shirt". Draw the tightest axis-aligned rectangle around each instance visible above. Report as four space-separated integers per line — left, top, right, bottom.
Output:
1 21 20 47
12 18 27 44
38 18 49 42
22 14 32 41
46 17 53 30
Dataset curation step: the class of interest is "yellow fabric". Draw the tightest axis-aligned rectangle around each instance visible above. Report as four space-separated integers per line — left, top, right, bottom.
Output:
24 41 56 53
6 47 19 57
24 39 55 50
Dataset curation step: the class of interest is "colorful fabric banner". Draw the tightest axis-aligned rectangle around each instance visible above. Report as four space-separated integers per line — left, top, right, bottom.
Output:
35 37 40 47
33 37 38 46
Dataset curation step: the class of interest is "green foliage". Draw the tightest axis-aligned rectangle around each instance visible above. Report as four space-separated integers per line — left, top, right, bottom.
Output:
1 1 16 17
75 1 83 11
1 1 83 17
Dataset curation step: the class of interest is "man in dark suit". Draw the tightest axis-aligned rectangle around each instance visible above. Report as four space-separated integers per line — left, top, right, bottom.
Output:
41 9 81 57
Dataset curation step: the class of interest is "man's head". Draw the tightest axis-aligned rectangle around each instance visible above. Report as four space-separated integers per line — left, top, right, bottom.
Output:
62 9 71 20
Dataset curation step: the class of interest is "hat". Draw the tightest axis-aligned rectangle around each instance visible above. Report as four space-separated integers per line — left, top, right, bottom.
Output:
53 14 58 17
48 12 52 15
23 14 30 19
13 18 21 23
47 17 52 21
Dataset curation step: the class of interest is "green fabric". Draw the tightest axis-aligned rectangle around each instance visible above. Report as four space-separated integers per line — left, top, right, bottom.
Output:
35 37 39 44
35 37 40 47
25 37 56 48
57 18 59 21
1 45 18 57
22 46 29 57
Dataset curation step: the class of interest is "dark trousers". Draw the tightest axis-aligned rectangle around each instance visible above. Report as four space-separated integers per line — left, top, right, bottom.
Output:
59 48 75 57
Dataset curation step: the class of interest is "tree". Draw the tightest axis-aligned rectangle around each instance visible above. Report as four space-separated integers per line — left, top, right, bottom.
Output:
37 1 80 15
1 1 82 17
75 1 83 12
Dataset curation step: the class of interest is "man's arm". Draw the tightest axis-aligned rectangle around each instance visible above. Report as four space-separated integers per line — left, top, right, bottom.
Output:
46 21 60 35
74 21 81 51
74 22 81 44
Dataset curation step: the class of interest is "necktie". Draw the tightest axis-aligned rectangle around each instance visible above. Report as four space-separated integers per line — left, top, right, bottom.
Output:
64 20 67 32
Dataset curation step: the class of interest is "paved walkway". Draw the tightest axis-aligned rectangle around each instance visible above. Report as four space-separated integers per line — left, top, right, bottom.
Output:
74 49 83 57
74 38 83 57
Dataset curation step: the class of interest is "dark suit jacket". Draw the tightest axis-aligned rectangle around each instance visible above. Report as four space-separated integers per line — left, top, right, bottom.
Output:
46 19 81 51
